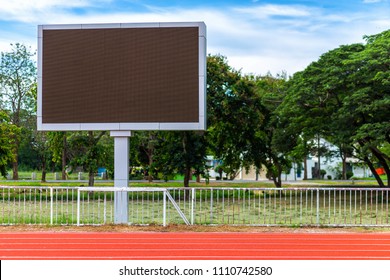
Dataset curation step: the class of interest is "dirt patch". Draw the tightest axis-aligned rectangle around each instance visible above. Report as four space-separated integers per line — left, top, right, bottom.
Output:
0 224 389 233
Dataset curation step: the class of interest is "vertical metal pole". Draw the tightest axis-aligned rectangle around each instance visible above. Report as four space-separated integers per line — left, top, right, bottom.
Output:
316 188 320 226
50 187 54 225
191 188 195 225
111 131 131 224
103 193 107 224
77 188 80 226
163 190 167 226
210 188 213 224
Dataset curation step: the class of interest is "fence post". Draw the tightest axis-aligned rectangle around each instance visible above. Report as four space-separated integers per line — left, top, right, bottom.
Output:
50 187 54 225
210 188 213 224
191 188 195 225
77 188 81 226
316 188 320 226
163 190 167 227
103 193 107 224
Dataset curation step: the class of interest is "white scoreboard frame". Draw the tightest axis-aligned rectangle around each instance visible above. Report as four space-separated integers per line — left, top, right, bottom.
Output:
37 22 207 131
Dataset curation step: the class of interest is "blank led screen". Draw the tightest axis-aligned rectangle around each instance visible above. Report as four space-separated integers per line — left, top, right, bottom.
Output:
38 22 206 131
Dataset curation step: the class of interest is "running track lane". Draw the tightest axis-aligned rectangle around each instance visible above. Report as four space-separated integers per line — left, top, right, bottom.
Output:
1 232 390 260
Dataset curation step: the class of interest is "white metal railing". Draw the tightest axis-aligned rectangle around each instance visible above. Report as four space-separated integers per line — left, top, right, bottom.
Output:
75 187 189 226
0 186 78 225
174 187 390 227
1 186 389 227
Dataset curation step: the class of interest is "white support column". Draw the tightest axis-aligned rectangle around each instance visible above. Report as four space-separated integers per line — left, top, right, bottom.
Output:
111 131 131 224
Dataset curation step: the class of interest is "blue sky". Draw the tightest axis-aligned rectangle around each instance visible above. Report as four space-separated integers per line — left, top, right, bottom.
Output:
0 0 389 75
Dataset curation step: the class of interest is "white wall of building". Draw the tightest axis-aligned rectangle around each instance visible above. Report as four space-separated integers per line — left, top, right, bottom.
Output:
207 139 372 181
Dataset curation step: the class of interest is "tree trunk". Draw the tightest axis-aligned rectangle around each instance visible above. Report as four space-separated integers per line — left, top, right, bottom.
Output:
342 156 347 180
218 169 223 179
317 135 321 179
364 156 385 188
41 156 47 183
41 171 46 183
388 173 390 188
12 159 18 180
9 103 19 180
271 161 283 188
272 174 282 188
277 165 282 188
303 155 308 180
62 134 67 180
147 155 153 182
11 132 19 180
183 167 191 188
88 171 95 186
41 170 46 183
182 132 191 188
370 147 390 187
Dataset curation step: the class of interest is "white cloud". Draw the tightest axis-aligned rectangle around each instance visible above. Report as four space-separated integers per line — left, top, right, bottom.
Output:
370 19 390 28
363 0 384 3
0 0 109 22
234 4 313 19
0 2 389 76
0 28 36 53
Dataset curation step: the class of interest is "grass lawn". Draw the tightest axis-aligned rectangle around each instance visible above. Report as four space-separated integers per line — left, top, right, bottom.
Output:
0 170 386 188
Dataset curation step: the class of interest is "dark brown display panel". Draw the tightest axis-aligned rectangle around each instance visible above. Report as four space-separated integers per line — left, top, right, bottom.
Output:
42 27 199 124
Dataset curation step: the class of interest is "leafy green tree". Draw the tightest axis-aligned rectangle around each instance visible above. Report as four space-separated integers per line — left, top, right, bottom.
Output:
283 30 390 186
207 55 266 180
0 111 19 177
154 131 208 187
0 43 36 179
132 131 161 182
344 30 390 186
47 132 69 180
67 131 107 186
30 131 51 182
280 44 365 180
207 55 292 187
16 83 42 172
17 113 54 182
255 73 290 187
98 134 114 179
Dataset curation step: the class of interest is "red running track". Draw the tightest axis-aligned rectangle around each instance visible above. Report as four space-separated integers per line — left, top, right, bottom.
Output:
1 232 390 260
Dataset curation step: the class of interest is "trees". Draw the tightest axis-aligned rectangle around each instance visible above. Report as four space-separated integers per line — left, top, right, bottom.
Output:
283 30 390 186
132 131 160 182
0 43 36 179
207 55 266 180
30 131 51 182
344 30 390 186
154 131 208 187
207 55 293 187
47 132 69 180
254 74 290 187
0 111 19 177
280 44 365 180
67 131 108 186
131 130 208 187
